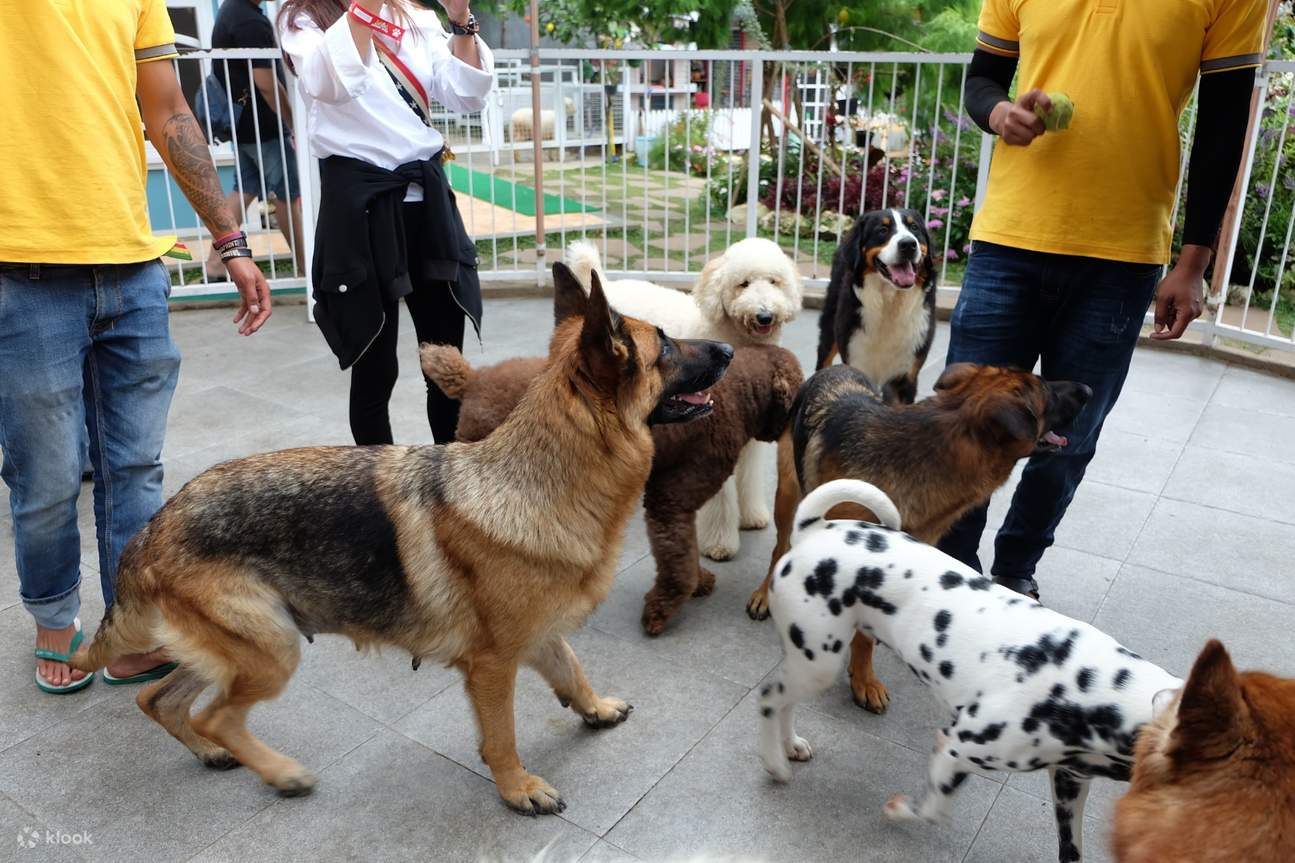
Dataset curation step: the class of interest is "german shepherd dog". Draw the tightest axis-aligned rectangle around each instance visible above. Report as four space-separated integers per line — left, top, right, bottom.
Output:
70 264 733 815
1113 640 1295 862
818 209 936 404
746 363 1091 712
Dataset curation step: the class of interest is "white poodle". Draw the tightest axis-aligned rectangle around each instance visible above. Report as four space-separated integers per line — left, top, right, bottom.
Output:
565 238 803 560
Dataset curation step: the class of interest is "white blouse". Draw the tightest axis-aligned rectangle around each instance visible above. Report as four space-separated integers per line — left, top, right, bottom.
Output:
279 7 494 200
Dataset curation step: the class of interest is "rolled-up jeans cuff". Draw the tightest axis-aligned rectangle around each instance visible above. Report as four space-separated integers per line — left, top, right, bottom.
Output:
21 577 82 629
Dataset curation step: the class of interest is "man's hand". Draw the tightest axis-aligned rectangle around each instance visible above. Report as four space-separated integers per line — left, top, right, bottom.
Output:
989 88 1050 146
1152 245 1211 341
226 256 272 336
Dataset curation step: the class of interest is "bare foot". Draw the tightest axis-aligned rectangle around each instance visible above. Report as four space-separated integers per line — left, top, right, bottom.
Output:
36 623 90 688
107 648 170 679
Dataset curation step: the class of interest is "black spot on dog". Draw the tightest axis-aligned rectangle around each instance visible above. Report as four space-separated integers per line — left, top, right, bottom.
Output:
805 559 837 597
1076 667 1095 693
803 648 815 661
1053 770 1082 802
940 571 963 589
777 682 784 694
824 523 836 530
827 598 842 616
788 624 805 649
760 685 772 697
797 516 819 530
957 722 1006 745
1000 630 1079 676
968 755 989 769
844 530 864 545
936 633 948 648
1027 757 1044 769
967 576 991 591
1006 760 1018 769
760 707 773 718
779 561 792 579
1022 717 1040 733
937 772 968 795
1113 668 1132 689
1027 689 1131 752
866 533 888 553
907 663 921 679
1116 646 1141 660
1051 683 1066 699
939 661 955 679
934 610 953 632
904 570 913 579
1006 598 1023 606
855 566 885 591
921 670 932 682
1057 812 1081 863
831 639 843 653
920 644 933 662
967 702 979 717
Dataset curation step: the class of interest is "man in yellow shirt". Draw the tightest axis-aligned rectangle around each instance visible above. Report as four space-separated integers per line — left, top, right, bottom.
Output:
938 0 1269 606
0 0 272 693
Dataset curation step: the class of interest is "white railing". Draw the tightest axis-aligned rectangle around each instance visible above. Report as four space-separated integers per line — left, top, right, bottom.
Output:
154 47 1295 357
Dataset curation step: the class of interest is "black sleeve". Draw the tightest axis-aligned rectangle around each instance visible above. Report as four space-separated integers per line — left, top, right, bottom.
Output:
965 48 1018 134
1181 67 1258 248
234 18 278 68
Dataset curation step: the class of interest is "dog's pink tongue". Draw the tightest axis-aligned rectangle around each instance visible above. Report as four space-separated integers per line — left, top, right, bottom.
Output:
676 391 709 406
1042 430 1068 447
889 261 917 287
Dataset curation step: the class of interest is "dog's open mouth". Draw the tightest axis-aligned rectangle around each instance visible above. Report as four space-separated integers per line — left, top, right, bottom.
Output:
877 259 918 289
654 389 714 423
1035 430 1069 454
749 322 775 338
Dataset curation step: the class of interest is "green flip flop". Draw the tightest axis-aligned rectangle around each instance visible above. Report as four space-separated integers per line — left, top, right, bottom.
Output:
103 660 179 686
34 618 96 695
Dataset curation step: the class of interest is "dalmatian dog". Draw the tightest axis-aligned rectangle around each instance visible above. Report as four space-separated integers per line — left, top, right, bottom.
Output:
757 479 1182 863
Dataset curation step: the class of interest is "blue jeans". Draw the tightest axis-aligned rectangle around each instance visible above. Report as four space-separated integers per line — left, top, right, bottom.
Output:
936 242 1161 586
234 140 299 203
0 261 180 628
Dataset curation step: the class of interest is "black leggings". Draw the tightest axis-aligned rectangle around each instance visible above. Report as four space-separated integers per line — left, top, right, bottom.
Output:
348 205 466 445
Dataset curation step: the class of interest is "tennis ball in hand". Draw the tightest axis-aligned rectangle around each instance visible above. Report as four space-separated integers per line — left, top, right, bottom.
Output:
1033 92 1075 131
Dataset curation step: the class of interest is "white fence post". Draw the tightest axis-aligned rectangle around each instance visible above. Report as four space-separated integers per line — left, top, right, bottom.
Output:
745 58 764 239
288 71 318 323
974 132 993 213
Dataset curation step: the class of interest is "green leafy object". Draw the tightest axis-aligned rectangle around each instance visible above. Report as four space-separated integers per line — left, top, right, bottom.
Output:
1034 92 1075 131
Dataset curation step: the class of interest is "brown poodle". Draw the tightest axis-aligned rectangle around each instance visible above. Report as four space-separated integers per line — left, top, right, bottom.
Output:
422 343 803 635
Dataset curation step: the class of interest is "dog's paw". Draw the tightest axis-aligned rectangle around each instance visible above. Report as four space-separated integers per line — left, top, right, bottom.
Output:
851 675 891 715
500 773 565 816
700 540 738 562
198 749 241 771
692 568 718 597
581 696 632 729
882 794 919 822
786 735 813 762
269 765 318 798
761 752 793 783
739 509 770 531
745 587 771 621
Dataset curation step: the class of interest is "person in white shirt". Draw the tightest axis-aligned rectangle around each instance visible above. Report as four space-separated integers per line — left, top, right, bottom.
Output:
278 0 493 444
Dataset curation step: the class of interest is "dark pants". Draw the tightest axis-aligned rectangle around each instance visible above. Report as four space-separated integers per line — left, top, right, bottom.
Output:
936 242 1161 587
349 203 465 445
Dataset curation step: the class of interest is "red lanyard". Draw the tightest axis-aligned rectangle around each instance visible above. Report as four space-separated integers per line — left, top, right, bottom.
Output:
348 2 405 45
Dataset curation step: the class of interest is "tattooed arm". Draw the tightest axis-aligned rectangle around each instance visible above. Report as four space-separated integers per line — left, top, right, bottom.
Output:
136 60 271 335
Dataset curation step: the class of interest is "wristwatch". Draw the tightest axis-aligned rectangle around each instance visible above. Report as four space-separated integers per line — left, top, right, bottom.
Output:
448 13 479 36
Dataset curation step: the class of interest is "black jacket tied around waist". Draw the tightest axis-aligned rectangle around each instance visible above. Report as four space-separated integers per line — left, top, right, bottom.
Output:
312 155 482 369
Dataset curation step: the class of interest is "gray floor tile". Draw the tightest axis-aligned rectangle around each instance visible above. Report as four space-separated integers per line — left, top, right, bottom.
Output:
0 791 85 863
162 384 310 461
295 633 460 725
1103 392 1207 444
577 840 640 863
1161 444 1295 526
1050 481 1156 563
0 678 379 862
1126 498 1295 607
1094 564 1295 677
1210 365 1295 417
1122 346 1226 403
1084 428 1184 495
190 731 599 863
964 785 1113 863
606 691 999 862
1190 403 1295 466
394 627 747 836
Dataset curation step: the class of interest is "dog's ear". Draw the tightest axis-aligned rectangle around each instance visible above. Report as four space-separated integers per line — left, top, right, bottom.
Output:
990 401 1039 444
920 237 937 289
933 362 980 393
552 262 588 325
579 269 628 385
1170 640 1251 763
841 216 868 287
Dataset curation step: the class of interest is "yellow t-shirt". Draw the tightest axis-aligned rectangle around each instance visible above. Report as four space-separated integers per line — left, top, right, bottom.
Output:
0 0 179 264
971 0 1268 264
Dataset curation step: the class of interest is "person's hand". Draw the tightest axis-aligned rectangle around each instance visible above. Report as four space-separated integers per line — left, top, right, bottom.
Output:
989 88 1050 146
1152 250 1209 341
438 0 471 24
226 256 272 335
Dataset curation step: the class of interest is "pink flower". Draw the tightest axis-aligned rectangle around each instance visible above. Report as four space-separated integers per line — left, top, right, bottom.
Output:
962 243 972 253
944 249 959 261
930 205 949 217
930 189 947 201
927 218 944 229
957 196 971 207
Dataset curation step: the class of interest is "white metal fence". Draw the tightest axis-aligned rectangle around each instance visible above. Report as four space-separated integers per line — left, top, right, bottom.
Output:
156 47 1295 356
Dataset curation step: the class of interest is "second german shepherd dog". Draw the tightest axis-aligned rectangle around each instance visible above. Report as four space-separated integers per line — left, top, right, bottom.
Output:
71 263 733 815
746 363 1091 712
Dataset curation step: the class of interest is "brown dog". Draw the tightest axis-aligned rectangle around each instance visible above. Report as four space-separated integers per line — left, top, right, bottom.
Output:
70 264 732 815
1112 640 1295 862
422 344 803 635
746 362 1091 712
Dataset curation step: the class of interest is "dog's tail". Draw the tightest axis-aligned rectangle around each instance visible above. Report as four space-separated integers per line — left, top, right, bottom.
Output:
69 542 161 673
419 343 474 400
564 240 605 294
792 479 902 545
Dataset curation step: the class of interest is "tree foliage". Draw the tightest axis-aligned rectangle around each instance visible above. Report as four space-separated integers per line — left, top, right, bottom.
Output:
500 0 741 48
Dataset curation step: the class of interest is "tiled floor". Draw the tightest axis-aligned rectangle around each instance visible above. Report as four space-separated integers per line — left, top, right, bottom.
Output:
2 296 1294 863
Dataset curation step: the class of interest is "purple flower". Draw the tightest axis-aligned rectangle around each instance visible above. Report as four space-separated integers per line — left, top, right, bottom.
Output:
962 243 972 253
931 189 947 201
930 205 949 217
927 218 944 229
1256 183 1270 199
944 249 959 261
958 196 972 207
